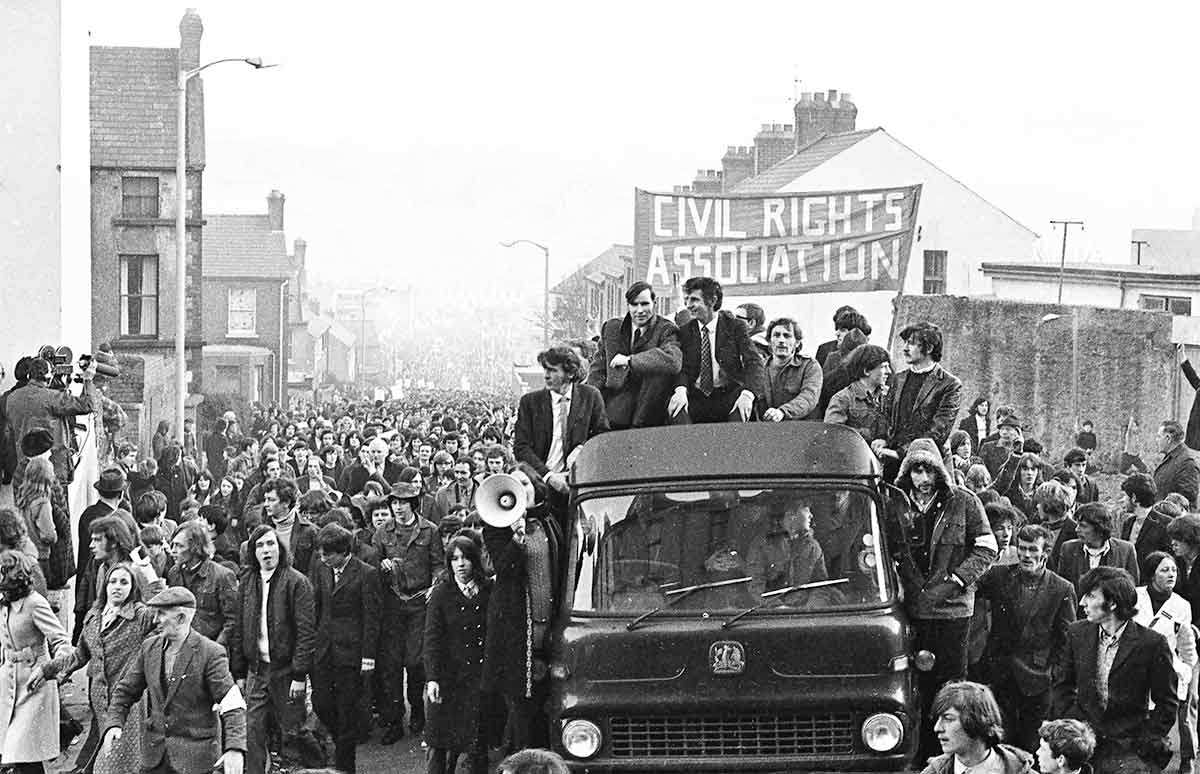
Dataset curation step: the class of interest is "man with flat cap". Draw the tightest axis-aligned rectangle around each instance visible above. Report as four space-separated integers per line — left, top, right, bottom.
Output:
102 586 247 774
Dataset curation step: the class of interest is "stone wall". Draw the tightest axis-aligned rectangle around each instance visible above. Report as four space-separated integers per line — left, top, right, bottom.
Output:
892 295 1178 467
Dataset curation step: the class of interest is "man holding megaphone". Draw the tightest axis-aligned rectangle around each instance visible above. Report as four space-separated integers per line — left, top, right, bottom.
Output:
479 463 563 756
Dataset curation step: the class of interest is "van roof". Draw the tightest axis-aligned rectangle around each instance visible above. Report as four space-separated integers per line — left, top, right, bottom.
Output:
572 421 882 486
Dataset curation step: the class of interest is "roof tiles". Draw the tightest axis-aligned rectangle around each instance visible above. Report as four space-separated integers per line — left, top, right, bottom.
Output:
203 214 290 280
730 129 879 194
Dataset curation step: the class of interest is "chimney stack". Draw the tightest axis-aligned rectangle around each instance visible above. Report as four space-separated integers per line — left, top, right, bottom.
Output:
267 190 285 231
293 238 307 268
721 145 755 192
178 9 203 70
753 123 796 175
793 86 857 151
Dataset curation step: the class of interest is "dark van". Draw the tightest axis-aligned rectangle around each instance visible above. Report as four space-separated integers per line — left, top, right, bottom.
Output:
547 422 920 772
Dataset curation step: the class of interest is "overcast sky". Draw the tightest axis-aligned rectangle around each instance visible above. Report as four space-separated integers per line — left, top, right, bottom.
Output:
86 2 1200 295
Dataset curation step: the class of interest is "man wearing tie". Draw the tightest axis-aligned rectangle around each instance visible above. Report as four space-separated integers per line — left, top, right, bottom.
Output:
513 346 609 505
668 276 766 424
587 281 682 429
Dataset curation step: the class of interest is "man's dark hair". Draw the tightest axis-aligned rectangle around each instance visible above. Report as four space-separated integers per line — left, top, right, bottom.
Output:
765 317 800 341
12 357 33 384
985 501 1022 530
898 322 943 361
1075 502 1113 541
1168 514 1200 550
245 524 290 571
89 514 136 560
1081 419 1094 429
1077 566 1137 620
1063 447 1088 466
834 309 872 336
317 523 353 555
625 281 655 305
1016 523 1050 548
198 504 229 535
239 437 258 452
843 344 890 381
26 358 50 383
736 303 765 329
930 681 1004 746
536 346 583 382
682 276 723 310
1021 438 1044 455
1038 719 1096 771
1161 420 1186 444
262 478 298 510
299 489 332 518
831 304 857 325
133 491 166 525
1121 472 1157 509
498 749 570 774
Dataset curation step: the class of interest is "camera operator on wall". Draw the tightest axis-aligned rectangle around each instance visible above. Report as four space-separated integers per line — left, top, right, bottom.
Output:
1 353 98 494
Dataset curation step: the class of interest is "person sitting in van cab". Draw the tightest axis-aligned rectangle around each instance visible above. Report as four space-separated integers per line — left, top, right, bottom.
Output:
746 501 828 599
893 438 997 761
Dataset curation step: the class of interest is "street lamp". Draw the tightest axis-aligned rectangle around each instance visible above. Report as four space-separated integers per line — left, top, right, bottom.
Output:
1037 311 1080 435
175 57 274 439
500 239 550 349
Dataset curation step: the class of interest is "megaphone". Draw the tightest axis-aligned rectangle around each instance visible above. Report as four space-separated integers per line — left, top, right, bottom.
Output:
476 473 528 528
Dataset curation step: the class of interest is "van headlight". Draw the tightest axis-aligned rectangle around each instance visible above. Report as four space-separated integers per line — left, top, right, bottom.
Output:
562 719 602 758
862 713 903 752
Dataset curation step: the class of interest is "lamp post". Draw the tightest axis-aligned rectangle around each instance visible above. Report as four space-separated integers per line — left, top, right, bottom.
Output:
500 239 550 349
1039 312 1080 435
175 57 272 439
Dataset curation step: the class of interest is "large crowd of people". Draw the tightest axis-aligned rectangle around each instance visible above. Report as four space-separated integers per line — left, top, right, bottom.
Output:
0 273 1197 774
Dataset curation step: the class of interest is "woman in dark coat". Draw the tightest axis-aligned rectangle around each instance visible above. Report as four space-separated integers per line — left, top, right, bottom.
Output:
482 463 562 754
423 535 493 774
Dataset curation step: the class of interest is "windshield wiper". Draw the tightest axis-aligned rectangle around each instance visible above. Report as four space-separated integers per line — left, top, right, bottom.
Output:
720 578 850 629
625 576 754 631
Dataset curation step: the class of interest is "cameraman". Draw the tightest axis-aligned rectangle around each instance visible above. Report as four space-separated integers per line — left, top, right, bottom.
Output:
4 356 96 490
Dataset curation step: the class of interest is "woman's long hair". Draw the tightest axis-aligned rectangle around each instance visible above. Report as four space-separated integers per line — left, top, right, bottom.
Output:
16 457 56 510
443 535 486 586
93 561 143 611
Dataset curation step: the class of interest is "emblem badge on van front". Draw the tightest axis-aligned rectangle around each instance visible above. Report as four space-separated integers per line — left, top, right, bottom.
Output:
709 641 745 675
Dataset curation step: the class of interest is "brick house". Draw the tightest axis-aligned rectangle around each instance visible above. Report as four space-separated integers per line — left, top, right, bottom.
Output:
90 10 207 453
202 191 294 406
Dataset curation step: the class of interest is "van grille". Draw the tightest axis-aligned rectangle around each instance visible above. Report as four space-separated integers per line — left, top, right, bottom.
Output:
608 712 856 758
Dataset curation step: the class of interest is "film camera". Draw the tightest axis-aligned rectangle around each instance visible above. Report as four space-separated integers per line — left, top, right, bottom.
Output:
37 343 120 389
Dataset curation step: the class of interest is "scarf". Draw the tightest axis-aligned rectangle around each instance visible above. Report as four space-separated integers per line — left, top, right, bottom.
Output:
1148 584 1172 614
1083 542 1110 569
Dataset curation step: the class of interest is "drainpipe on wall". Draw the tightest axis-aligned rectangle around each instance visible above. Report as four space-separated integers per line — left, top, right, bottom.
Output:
279 281 287 405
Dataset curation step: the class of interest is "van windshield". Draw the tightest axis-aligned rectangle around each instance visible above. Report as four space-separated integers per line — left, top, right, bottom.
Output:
568 487 891 614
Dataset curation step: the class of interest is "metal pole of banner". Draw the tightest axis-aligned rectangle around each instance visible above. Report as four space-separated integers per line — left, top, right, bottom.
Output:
1050 219 1084 304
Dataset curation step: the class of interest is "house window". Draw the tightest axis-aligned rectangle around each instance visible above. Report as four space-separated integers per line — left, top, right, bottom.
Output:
121 176 159 218
1140 294 1192 316
923 250 947 295
228 289 257 336
119 255 158 336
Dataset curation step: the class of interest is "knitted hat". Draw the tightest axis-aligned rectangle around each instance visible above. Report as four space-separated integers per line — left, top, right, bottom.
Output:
897 438 951 485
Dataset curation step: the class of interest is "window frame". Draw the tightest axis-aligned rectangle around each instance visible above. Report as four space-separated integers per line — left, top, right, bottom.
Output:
1139 294 1193 316
227 288 258 338
120 176 160 218
922 250 947 295
118 253 159 338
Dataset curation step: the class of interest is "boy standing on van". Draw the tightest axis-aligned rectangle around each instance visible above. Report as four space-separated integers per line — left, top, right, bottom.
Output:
893 438 997 761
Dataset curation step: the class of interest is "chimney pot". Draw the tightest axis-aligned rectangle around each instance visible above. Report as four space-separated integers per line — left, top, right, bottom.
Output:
814 93 826 103
178 9 203 70
827 89 838 102
840 92 853 105
784 124 793 132
267 190 285 231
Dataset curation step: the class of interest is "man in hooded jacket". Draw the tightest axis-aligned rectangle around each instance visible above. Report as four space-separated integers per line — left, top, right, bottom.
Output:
890 437 997 761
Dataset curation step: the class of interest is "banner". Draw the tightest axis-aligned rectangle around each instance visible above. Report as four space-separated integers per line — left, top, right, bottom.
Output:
633 185 922 296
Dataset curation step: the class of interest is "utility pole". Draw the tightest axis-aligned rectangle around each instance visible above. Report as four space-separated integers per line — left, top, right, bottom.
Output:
1132 239 1150 266
1051 219 1084 304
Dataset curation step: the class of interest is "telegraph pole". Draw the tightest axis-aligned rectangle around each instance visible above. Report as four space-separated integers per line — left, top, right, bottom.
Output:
1132 239 1150 266
1051 220 1084 304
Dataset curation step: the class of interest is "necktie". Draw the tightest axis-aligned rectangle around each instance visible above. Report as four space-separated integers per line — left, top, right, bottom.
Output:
633 327 643 348
698 324 714 396
557 396 570 441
